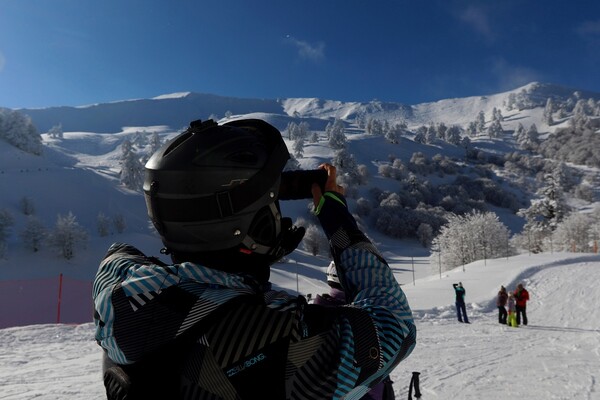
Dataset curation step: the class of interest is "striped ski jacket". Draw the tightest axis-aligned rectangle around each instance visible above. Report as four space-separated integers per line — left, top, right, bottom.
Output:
93 192 416 399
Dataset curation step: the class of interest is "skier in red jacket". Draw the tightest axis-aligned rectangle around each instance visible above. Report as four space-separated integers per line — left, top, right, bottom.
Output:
514 283 530 326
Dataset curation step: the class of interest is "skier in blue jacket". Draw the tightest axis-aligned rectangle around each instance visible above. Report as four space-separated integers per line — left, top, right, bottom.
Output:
453 282 469 323
93 119 416 399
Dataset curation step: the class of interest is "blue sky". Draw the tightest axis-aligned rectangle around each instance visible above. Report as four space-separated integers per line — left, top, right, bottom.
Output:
1 0 599 109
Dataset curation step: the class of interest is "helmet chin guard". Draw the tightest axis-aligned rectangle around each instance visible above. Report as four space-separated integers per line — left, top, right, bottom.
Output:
144 119 295 257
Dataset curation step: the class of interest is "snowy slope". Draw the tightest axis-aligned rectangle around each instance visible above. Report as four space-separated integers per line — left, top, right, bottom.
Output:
2 253 599 399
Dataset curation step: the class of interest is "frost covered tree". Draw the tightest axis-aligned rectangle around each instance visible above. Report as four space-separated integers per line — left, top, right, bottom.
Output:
309 131 319 143
552 212 597 253
517 124 539 151
0 108 43 155
543 98 555 125
120 138 145 190
328 119 347 149
0 209 15 258
97 212 111 237
366 118 383 135
384 123 403 144
286 122 299 140
476 111 486 133
148 131 162 156
466 122 478 137
517 172 569 252
20 216 47 252
513 123 525 140
47 212 88 260
332 148 360 185
302 223 328 256
445 125 462 145
47 123 64 139
431 211 512 271
492 107 504 122
425 125 437 144
487 119 504 139
414 126 427 144
293 135 305 158
436 122 448 140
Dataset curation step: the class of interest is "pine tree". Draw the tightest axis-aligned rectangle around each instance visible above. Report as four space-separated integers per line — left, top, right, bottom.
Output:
476 111 486 133
445 125 462 145
543 98 555 125
414 126 427 144
487 119 504 139
328 119 347 149
120 138 145 191
293 135 305 158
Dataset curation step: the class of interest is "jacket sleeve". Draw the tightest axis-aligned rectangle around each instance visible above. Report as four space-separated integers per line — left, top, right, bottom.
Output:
314 192 416 395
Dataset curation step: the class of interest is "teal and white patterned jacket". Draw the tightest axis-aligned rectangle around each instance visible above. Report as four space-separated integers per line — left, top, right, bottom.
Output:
93 192 416 399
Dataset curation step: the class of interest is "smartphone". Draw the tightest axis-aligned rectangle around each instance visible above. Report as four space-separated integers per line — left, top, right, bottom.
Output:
279 169 327 200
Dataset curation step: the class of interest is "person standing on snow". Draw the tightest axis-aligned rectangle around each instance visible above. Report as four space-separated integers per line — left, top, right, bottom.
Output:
514 283 530 326
453 282 469 323
507 292 517 327
496 286 508 324
92 119 416 399
313 261 396 400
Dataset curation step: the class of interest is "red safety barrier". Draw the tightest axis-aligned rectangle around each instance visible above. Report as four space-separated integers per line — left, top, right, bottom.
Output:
0 275 93 329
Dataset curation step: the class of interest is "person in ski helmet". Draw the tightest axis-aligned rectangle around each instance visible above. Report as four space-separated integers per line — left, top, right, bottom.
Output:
93 118 416 399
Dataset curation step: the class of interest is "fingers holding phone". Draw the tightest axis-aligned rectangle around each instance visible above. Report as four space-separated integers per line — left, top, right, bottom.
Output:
312 163 344 206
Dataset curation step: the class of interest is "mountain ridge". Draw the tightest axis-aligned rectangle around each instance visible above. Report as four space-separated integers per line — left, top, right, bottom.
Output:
15 82 600 134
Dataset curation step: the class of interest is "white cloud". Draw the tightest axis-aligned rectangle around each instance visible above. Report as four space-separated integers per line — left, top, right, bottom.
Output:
285 35 325 62
459 5 494 42
490 57 543 90
576 19 600 37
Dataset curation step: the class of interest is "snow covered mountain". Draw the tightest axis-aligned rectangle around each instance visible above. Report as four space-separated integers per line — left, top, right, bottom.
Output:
1 81 599 277
1 82 600 399
18 81 600 134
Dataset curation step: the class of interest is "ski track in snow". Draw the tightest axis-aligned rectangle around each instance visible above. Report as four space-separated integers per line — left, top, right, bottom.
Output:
1 256 600 399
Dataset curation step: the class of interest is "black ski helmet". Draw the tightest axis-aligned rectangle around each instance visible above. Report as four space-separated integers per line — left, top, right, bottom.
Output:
143 119 293 256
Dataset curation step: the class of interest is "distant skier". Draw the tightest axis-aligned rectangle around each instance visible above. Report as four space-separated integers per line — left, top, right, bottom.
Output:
453 282 469 323
514 283 530 326
496 286 508 324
